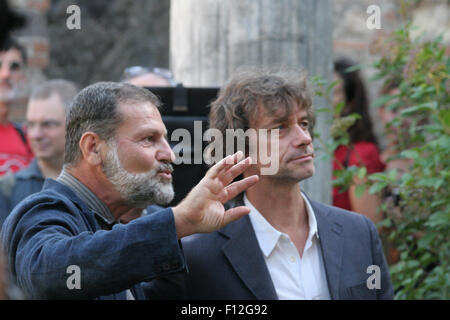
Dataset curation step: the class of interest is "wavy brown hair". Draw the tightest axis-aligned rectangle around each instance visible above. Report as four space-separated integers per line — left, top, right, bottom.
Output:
209 68 315 157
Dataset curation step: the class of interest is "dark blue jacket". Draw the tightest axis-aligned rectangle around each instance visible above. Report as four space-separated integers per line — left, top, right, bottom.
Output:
0 159 44 226
0 179 186 299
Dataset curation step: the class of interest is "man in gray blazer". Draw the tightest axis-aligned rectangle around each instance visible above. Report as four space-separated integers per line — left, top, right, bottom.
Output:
179 68 393 300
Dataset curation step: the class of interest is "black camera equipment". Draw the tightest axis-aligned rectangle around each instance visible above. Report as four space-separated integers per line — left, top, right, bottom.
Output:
144 85 220 206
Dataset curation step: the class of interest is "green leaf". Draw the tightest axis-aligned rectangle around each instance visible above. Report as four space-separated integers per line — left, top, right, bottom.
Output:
368 172 388 182
316 107 332 113
431 199 447 208
355 184 366 198
400 149 420 160
417 233 436 249
438 109 450 127
369 181 387 194
378 218 392 228
327 80 340 95
400 101 438 116
371 94 397 109
357 167 367 179
413 269 424 280
417 177 445 190
369 72 387 81
344 63 367 73
425 211 450 228
401 172 413 184
406 260 420 269
310 76 327 86
334 102 345 116
388 169 398 181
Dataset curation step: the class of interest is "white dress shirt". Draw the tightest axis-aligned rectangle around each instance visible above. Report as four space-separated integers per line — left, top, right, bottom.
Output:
245 193 331 300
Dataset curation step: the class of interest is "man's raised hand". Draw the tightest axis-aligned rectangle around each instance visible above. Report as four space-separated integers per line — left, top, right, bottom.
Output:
172 151 258 238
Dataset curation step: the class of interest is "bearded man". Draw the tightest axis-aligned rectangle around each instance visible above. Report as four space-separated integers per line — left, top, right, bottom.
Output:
0 82 258 299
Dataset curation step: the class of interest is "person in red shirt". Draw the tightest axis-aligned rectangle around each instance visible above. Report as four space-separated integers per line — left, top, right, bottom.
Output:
0 37 33 176
332 57 386 224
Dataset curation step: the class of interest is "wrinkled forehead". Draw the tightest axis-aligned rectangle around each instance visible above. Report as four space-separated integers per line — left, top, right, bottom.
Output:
116 100 167 135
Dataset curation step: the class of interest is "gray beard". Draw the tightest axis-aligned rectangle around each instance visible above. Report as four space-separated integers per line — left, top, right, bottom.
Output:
102 142 175 208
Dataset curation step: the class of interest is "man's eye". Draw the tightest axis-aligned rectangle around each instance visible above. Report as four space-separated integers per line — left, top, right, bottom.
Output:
143 136 155 143
300 121 309 129
43 121 59 128
10 61 22 71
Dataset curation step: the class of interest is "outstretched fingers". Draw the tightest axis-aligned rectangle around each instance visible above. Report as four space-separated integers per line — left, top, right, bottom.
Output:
222 206 251 226
224 175 259 202
208 151 244 180
224 156 253 183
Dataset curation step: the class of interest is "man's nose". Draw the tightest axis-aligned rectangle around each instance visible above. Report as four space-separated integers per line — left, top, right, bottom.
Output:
156 137 176 163
27 124 44 140
291 124 312 147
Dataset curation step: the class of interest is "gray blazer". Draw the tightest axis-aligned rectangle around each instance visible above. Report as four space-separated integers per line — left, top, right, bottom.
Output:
180 194 394 300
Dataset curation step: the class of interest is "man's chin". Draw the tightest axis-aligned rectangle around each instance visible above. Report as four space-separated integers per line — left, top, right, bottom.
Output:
131 183 174 208
34 152 57 162
270 167 315 182
155 184 175 205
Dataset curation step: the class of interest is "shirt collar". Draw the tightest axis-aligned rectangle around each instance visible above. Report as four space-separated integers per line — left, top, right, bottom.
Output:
57 168 117 227
244 192 319 258
302 192 319 240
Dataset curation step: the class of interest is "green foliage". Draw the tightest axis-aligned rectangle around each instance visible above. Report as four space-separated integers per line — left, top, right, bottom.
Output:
375 17 450 300
312 3 449 299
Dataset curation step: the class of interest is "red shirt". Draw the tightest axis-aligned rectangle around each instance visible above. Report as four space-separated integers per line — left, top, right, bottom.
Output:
333 141 385 211
0 123 34 176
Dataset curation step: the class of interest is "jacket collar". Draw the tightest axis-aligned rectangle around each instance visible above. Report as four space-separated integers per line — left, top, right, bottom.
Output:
308 198 344 300
219 213 278 300
42 179 97 220
43 179 122 230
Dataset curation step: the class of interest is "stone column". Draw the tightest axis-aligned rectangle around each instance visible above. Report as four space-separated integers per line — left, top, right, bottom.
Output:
170 0 333 204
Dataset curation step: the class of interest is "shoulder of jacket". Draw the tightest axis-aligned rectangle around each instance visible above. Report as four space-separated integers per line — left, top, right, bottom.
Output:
316 200 374 231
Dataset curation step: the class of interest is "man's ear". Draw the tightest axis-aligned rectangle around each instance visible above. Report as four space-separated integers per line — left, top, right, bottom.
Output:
79 132 104 166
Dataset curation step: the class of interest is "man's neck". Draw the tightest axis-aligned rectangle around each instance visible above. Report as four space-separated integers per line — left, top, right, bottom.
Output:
245 177 308 233
66 165 132 220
